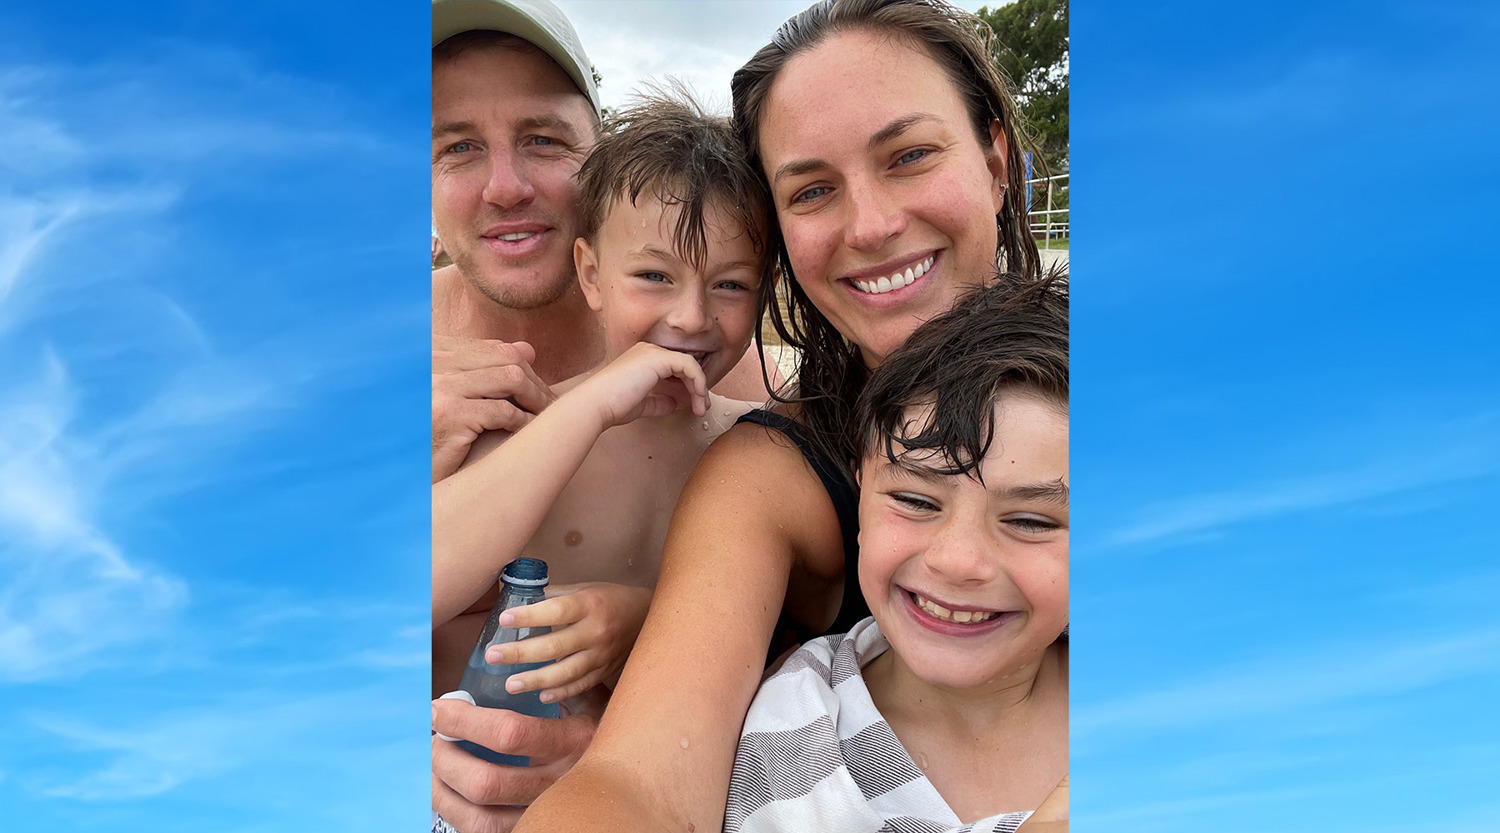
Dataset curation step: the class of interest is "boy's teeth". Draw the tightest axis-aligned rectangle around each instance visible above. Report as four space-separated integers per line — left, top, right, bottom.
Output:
852 256 934 295
913 592 996 624
497 232 537 242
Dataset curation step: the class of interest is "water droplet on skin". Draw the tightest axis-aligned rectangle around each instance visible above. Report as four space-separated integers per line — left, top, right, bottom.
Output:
701 421 709 430
680 737 690 749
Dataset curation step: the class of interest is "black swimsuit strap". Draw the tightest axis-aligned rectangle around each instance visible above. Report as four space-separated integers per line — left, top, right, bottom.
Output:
735 410 869 658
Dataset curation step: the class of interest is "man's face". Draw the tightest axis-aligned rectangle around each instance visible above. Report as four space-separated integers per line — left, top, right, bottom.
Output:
432 40 596 310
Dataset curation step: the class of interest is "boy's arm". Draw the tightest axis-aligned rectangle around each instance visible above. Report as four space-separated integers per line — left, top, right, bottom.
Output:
432 343 710 626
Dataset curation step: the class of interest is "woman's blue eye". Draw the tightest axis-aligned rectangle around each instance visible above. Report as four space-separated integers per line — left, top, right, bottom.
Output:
897 148 929 165
793 185 830 204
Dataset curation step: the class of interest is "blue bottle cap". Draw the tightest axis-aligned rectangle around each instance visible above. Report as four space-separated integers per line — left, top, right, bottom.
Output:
502 557 549 586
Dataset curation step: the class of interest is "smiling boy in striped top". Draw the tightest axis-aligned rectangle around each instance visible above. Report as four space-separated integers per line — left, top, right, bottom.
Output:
727 275 1070 833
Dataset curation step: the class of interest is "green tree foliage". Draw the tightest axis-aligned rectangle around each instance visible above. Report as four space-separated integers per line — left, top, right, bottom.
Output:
978 0 1068 175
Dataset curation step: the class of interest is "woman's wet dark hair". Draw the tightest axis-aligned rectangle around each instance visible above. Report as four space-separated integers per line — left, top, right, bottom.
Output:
730 0 1047 487
856 271 1068 478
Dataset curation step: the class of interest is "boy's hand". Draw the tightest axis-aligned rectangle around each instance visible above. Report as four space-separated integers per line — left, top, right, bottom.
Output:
486 582 653 704
431 686 605 832
433 336 557 483
572 342 709 429
1018 773 1068 832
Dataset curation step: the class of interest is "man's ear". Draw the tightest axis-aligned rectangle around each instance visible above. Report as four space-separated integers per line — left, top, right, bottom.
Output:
575 237 603 312
986 119 1009 215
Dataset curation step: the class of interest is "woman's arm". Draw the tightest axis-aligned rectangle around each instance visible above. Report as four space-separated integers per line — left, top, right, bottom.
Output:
515 421 846 832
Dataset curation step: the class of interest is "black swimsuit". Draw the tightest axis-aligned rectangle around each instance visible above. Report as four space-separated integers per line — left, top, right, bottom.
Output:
735 409 871 663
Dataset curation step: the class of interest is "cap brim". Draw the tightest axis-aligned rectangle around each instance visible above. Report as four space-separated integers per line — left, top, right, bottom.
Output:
432 0 600 116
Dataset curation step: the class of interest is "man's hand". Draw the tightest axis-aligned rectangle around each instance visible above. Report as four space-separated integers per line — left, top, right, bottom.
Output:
486 582 653 704
432 337 556 482
1019 773 1068 832
431 687 604 833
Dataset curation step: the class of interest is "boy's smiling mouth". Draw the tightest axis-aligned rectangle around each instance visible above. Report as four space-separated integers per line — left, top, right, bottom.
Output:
908 589 1000 625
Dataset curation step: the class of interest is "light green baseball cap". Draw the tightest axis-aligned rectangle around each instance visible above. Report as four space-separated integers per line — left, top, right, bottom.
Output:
432 0 601 118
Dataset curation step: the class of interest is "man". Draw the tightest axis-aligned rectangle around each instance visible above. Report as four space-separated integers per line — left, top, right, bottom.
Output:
430 2 780 830
431 0 779 483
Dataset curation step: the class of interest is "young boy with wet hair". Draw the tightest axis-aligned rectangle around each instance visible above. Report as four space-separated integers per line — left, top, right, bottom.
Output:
432 89 776 705
726 274 1070 833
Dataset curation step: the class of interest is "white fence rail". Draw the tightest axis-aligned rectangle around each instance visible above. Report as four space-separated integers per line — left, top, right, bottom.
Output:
1027 172 1068 249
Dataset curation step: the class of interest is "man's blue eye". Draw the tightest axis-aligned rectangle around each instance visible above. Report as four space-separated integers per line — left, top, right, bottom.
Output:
449 141 473 153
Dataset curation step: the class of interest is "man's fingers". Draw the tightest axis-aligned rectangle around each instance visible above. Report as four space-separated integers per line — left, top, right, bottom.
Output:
433 736 557 807
432 697 595 763
431 766 526 833
438 365 554 415
432 338 537 373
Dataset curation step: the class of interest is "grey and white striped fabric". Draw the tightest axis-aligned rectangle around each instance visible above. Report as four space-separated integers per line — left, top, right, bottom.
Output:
726 617 1033 833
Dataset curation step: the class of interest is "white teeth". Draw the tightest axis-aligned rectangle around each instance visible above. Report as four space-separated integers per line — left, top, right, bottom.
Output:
912 592 996 624
497 232 537 242
851 256 934 295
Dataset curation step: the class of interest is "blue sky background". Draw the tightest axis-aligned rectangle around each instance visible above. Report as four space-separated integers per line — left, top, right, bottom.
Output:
0 1 429 829
2 0 1497 831
1074 1 1500 831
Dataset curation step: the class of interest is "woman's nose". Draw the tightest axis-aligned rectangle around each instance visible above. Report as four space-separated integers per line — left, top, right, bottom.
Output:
843 176 906 252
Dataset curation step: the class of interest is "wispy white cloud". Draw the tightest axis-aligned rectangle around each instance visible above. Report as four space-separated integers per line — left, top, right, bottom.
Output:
1074 628 1500 742
0 48 414 685
1102 412 1500 548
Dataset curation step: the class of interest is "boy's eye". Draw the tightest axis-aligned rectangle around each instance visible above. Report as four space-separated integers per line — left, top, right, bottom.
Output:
891 492 939 513
714 279 751 292
1004 515 1063 534
636 271 669 283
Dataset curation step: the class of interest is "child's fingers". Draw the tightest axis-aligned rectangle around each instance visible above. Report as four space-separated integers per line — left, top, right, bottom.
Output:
486 628 572 666
537 668 608 706
498 595 585 630
505 650 597 699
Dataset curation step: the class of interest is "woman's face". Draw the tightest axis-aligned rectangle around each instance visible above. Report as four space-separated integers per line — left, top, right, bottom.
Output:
758 29 1006 366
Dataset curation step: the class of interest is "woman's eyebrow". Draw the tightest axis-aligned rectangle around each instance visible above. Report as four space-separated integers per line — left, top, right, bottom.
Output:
772 157 827 184
868 113 936 149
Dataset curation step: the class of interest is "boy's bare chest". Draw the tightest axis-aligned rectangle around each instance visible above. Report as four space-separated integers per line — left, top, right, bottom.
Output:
520 426 703 588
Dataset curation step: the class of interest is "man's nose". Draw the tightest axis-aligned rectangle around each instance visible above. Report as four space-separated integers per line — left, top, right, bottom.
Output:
482 147 537 209
843 175 906 252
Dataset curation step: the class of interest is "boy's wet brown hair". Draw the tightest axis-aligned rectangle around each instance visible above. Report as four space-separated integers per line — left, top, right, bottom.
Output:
577 86 777 287
856 270 1068 479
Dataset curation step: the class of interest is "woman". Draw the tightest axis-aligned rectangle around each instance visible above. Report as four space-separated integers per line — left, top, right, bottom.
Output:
516 0 1046 828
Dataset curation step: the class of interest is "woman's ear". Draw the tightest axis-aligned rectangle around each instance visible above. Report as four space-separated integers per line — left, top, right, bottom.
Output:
574 237 604 312
987 119 1009 215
